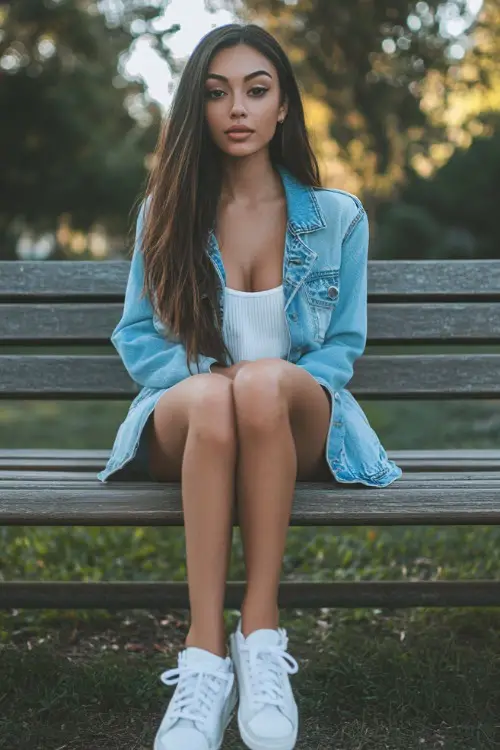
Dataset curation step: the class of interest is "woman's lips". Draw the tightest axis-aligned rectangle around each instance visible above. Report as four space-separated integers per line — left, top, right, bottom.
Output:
225 130 254 140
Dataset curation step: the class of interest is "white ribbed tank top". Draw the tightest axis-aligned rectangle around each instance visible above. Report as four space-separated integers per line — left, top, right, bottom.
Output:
222 284 290 362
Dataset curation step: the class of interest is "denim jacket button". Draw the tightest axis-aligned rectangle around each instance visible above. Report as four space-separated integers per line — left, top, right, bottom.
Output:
290 312 298 321
327 285 339 299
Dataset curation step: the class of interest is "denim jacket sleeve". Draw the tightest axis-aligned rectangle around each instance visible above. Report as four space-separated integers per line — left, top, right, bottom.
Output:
295 206 368 393
111 201 219 389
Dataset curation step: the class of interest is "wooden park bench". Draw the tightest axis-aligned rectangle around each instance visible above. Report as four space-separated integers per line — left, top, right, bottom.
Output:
1 259 500 611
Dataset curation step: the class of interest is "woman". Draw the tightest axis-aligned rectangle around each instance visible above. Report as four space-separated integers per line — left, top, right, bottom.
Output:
98 23 402 750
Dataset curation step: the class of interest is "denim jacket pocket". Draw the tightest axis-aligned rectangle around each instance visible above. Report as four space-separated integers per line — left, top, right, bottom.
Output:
304 269 340 342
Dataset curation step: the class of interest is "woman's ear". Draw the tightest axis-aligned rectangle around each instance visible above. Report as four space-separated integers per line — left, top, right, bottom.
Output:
278 97 289 124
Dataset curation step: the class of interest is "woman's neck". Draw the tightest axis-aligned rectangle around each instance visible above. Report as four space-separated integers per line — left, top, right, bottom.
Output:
219 152 283 207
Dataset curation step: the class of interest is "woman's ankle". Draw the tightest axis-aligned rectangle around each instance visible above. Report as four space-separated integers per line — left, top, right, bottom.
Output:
185 625 227 658
240 600 280 636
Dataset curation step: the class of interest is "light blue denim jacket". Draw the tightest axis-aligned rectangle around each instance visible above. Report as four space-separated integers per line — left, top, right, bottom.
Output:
97 166 402 487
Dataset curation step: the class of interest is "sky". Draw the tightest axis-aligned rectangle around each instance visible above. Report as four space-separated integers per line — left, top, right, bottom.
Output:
124 0 235 110
124 0 484 111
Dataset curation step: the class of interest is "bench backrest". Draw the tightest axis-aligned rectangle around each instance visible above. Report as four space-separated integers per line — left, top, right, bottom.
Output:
1 260 500 399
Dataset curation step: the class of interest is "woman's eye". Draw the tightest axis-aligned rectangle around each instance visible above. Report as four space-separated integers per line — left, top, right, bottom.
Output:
205 89 225 99
205 87 268 99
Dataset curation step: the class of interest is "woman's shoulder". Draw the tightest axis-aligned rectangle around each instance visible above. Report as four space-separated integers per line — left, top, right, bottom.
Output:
314 187 364 214
311 185 366 238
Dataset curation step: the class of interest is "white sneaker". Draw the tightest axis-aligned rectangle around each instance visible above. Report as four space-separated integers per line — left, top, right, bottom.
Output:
229 620 299 750
153 646 237 750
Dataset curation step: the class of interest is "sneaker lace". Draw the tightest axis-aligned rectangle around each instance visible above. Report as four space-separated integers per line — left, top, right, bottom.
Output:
241 629 299 710
160 657 234 725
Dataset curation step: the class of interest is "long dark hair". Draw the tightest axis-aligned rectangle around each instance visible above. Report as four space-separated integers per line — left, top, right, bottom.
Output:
139 23 321 369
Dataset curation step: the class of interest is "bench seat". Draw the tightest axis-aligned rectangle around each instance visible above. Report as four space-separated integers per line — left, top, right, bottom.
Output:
1 449 500 527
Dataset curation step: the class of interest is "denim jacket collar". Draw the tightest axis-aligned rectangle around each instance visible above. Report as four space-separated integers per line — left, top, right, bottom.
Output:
278 165 326 234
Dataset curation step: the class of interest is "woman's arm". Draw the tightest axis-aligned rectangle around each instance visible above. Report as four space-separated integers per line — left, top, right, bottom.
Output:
294 207 369 392
111 202 219 389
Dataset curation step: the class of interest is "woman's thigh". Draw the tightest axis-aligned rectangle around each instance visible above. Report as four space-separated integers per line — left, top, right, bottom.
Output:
147 373 235 482
234 359 332 481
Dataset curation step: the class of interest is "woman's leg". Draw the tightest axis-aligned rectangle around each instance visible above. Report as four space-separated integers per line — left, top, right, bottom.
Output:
148 373 238 657
231 358 331 636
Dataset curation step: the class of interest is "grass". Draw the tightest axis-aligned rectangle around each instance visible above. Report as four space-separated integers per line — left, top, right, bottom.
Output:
1 520 500 749
1 607 500 749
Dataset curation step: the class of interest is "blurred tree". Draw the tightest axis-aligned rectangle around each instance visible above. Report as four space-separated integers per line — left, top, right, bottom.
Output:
373 202 444 259
374 1 500 260
0 0 174 258
217 0 483 202
376 112 500 259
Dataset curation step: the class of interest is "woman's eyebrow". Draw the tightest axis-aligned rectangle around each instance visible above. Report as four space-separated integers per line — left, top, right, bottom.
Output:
206 70 273 83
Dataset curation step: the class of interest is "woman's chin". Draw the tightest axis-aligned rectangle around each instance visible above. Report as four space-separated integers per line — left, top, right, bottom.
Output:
219 142 264 159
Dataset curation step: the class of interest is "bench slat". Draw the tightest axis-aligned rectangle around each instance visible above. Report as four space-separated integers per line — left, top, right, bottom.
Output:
0 261 129 301
1 580 499 609
1 260 500 300
1 354 500 397
2 302 500 343
1 480 499 524
3 470 500 483
2 449 500 472
0 304 121 343
368 302 500 342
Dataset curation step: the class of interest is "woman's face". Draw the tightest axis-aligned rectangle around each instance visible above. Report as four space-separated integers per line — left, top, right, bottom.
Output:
204 43 287 158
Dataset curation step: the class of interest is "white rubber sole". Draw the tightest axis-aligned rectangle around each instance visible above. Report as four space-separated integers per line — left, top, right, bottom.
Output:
237 708 298 750
229 633 298 750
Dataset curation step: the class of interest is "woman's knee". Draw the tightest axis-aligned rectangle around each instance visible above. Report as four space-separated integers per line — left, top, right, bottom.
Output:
150 374 236 481
186 373 237 446
233 359 288 431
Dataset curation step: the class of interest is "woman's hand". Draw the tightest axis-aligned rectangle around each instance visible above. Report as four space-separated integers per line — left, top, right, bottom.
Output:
211 360 251 379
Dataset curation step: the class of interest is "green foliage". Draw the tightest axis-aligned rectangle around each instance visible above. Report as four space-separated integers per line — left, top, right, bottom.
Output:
0 0 167 255
377 114 500 259
373 202 444 259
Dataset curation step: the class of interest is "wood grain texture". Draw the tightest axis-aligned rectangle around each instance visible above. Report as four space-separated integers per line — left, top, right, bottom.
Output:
1 580 499 609
0 261 129 301
1 260 500 300
2 354 500 397
1 448 500 472
3 470 500 483
0 304 122 342
368 303 500 342
1 478 499 525
2 302 500 343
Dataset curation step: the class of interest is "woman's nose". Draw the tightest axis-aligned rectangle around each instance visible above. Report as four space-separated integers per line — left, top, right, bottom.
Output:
230 98 247 118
